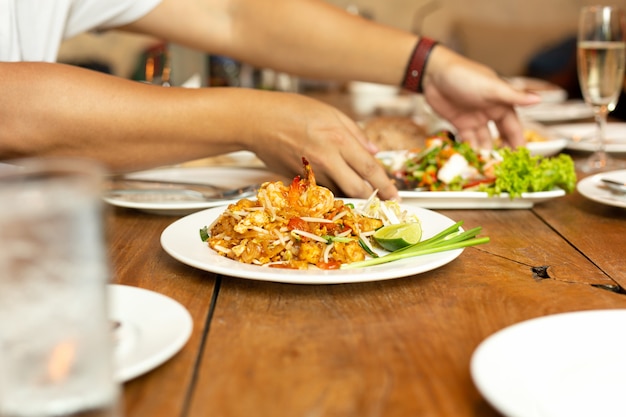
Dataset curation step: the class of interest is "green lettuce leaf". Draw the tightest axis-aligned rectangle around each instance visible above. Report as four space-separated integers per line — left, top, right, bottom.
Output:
483 147 576 198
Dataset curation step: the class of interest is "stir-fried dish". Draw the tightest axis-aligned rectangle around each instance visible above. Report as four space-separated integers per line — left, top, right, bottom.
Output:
381 131 576 197
202 158 417 270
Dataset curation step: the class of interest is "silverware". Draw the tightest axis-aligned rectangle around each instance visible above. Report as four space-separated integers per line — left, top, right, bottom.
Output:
601 178 626 194
104 182 261 202
109 177 234 191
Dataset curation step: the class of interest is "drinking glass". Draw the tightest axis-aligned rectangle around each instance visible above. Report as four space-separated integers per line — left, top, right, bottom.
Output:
577 6 626 172
0 158 121 417
143 43 171 87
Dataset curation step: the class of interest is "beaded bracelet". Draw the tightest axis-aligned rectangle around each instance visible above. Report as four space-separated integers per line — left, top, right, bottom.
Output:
401 37 439 94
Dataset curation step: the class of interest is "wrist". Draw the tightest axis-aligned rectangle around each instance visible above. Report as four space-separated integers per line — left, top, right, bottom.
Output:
401 37 438 94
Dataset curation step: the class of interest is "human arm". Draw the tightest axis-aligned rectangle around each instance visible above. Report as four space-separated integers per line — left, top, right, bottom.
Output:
0 62 395 199
123 0 540 148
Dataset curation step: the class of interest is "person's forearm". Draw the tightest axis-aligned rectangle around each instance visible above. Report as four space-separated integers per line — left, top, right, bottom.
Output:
228 0 417 83
128 0 418 86
0 62 253 171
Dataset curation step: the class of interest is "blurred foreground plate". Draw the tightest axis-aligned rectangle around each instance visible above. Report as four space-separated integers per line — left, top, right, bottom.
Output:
471 310 626 417
110 285 192 382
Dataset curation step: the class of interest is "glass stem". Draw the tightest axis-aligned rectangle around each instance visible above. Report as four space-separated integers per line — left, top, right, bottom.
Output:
596 105 609 156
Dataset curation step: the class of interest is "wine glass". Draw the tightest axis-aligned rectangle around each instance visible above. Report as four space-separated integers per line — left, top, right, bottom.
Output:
577 6 626 173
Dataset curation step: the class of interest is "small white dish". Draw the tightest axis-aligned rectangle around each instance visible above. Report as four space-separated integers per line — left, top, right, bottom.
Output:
577 169 626 208
517 100 594 122
471 310 626 417
109 284 193 382
348 81 400 116
489 120 567 156
160 200 464 284
550 122 626 153
525 138 568 157
506 76 568 103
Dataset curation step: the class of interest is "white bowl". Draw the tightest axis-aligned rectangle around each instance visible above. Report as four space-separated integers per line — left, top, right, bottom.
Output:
525 138 568 157
506 76 568 104
348 82 400 116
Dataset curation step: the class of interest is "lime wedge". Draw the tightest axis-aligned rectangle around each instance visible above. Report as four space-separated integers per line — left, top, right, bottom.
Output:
373 223 422 252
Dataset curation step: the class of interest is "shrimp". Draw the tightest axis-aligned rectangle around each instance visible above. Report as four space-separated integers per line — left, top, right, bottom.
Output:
257 157 334 217
286 158 334 217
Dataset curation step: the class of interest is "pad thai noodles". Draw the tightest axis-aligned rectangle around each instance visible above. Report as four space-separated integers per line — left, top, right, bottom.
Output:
202 157 417 270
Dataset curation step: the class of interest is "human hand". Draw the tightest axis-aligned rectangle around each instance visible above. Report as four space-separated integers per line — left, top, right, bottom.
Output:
422 47 541 149
242 92 399 200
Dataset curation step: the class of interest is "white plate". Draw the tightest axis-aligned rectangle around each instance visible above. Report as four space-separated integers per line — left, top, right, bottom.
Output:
549 122 626 153
577 169 626 208
0 162 17 172
471 310 626 417
377 150 566 209
160 200 464 284
505 77 568 103
493 120 567 156
103 166 287 215
524 139 568 157
517 100 594 122
397 189 566 209
109 284 193 382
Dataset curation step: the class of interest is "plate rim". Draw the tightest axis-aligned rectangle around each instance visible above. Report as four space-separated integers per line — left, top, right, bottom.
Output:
517 100 594 122
577 169 626 208
550 122 626 153
103 165 285 213
109 284 193 382
160 199 464 284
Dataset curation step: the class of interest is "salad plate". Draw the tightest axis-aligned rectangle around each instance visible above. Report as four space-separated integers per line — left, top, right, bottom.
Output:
577 169 626 208
397 189 566 209
110 284 193 382
103 166 287 215
160 199 464 284
377 149 569 209
549 122 626 153
471 309 626 417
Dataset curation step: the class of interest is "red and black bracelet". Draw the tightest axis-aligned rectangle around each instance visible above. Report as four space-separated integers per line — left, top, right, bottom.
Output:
401 37 438 94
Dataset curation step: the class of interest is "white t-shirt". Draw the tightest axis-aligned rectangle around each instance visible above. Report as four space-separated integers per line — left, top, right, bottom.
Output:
0 0 161 62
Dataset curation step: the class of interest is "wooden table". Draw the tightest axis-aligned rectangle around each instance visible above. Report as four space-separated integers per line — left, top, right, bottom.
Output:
111 100 626 417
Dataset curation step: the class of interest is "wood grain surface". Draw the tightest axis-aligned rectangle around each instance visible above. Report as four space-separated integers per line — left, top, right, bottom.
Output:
109 93 626 417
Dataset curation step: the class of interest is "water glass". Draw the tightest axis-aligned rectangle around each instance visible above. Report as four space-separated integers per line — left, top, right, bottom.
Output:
0 158 121 417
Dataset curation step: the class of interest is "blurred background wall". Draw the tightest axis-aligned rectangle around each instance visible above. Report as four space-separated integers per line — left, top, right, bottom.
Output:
330 0 622 76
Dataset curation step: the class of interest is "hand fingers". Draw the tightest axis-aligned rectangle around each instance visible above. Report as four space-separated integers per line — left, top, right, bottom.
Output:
494 110 526 148
338 112 379 154
307 144 398 200
458 124 494 150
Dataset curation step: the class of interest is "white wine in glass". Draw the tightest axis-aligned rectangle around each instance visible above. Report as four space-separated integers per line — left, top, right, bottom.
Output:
577 6 626 172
